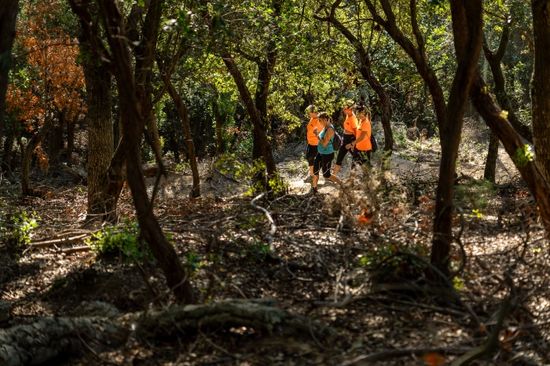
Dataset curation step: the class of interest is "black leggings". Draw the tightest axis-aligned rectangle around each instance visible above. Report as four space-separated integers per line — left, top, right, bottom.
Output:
351 150 371 168
335 134 356 165
314 153 335 178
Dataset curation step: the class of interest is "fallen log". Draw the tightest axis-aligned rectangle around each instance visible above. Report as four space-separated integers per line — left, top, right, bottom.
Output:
0 299 334 366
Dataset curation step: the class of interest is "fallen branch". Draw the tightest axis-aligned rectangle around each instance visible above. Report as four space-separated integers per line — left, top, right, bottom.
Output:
251 192 277 249
61 245 92 254
450 272 517 366
29 234 89 248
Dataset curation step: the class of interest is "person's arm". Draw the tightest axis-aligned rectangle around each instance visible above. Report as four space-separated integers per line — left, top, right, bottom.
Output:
320 128 334 147
353 131 367 148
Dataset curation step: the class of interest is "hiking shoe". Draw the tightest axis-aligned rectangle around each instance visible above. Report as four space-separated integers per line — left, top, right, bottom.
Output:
310 187 318 194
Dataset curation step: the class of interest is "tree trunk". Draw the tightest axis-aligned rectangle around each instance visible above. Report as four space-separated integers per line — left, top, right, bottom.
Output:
431 0 483 276
21 120 51 196
0 0 19 144
66 119 75 165
356 52 394 152
212 95 225 155
471 73 550 234
1 119 16 171
95 0 195 303
484 131 499 183
483 25 532 142
531 0 550 184
164 77 201 198
81 41 115 220
221 51 277 179
46 111 64 167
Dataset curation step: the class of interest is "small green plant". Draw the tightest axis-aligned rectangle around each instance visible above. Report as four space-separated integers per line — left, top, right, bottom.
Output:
3 210 39 247
215 153 288 196
185 250 204 272
86 221 150 261
248 240 272 260
453 276 465 291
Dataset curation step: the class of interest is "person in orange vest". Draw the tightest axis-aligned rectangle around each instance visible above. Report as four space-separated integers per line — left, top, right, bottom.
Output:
304 104 321 182
333 99 358 176
350 104 372 167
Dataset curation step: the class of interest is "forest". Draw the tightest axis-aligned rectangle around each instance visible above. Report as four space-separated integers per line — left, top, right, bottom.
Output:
0 0 549 365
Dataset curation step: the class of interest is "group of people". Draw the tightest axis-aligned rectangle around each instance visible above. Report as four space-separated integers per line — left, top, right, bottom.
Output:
304 100 373 194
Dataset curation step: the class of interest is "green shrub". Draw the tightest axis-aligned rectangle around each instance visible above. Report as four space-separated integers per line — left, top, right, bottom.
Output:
86 221 150 262
357 242 429 285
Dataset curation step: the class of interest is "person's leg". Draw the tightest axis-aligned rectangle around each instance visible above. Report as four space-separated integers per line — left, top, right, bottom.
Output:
306 145 317 177
334 134 355 176
312 155 321 193
333 147 346 176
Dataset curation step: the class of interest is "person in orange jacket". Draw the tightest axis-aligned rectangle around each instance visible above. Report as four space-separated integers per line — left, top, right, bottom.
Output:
333 99 358 176
350 104 372 167
304 104 321 181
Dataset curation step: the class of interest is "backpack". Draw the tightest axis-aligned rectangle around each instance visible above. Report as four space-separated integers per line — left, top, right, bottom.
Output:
370 133 378 152
332 128 343 151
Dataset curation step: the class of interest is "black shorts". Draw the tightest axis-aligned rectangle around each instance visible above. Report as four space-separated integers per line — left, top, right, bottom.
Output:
335 134 356 165
314 153 335 178
306 144 318 165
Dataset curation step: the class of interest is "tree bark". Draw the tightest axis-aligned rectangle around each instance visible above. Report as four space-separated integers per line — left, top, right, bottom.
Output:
221 50 277 180
531 0 550 184
431 0 483 276
46 111 65 167
81 40 114 220
21 119 52 196
66 118 75 165
483 24 532 142
471 73 550 234
484 131 499 183
163 76 201 198
95 0 195 303
0 0 19 144
212 94 225 155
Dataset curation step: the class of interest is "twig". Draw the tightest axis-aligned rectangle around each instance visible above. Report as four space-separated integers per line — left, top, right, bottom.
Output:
250 192 277 250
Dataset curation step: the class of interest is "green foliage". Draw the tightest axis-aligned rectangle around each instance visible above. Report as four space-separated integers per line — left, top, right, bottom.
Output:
1 210 39 248
454 179 495 211
513 144 534 167
214 153 288 195
185 250 205 272
86 221 150 262
247 240 272 261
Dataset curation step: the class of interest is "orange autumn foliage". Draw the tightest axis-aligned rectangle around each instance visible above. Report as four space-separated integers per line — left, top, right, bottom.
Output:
6 0 86 129
422 352 446 366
